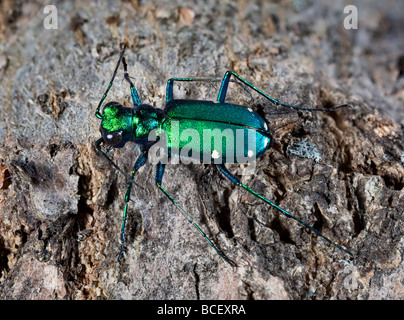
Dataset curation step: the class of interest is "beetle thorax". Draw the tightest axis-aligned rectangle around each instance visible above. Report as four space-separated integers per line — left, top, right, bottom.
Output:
131 105 164 143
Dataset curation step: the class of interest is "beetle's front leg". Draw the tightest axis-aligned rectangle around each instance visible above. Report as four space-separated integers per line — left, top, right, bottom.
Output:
118 150 148 261
122 56 142 106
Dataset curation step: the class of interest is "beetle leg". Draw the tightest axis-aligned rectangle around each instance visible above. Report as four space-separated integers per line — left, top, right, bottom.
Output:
155 162 234 267
216 164 354 258
217 71 280 104
118 150 148 261
122 56 142 106
217 71 348 111
95 45 127 119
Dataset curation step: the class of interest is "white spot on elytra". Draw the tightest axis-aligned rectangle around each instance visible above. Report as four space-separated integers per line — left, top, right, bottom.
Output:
264 122 268 130
264 138 269 147
212 149 220 159
248 150 254 157
248 107 253 112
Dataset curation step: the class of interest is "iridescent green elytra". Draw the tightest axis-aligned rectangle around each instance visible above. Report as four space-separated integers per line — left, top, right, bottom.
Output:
95 45 353 266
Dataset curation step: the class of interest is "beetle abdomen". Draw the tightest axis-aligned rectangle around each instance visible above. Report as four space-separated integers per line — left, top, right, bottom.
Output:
163 100 271 163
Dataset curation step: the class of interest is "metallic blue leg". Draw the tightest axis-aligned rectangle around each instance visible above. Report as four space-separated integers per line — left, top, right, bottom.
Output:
95 45 127 118
217 71 348 111
118 151 148 261
155 163 234 267
216 164 354 257
122 56 141 106
94 138 143 190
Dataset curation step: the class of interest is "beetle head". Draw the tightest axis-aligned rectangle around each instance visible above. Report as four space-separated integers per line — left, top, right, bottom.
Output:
100 101 133 148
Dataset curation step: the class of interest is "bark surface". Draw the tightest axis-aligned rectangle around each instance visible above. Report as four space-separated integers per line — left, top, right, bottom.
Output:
0 0 403 300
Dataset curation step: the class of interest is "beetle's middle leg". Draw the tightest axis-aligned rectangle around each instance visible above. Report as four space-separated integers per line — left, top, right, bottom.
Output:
155 162 234 267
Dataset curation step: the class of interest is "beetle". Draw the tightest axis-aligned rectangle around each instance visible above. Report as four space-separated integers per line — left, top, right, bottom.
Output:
94 45 353 266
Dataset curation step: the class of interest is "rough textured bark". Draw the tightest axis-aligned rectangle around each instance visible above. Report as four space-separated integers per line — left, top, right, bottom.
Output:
0 0 403 300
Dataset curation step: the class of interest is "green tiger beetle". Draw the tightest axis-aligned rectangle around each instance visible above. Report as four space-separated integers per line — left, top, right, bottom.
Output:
94 45 354 267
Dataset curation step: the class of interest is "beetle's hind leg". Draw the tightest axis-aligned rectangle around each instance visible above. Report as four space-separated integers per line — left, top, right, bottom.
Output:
217 71 279 105
216 164 354 258
217 71 348 111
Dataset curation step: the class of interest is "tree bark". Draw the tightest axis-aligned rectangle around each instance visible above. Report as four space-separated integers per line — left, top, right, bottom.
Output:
0 0 403 300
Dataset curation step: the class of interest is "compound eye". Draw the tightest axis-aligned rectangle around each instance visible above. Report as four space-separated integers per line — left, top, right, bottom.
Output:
104 131 123 146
